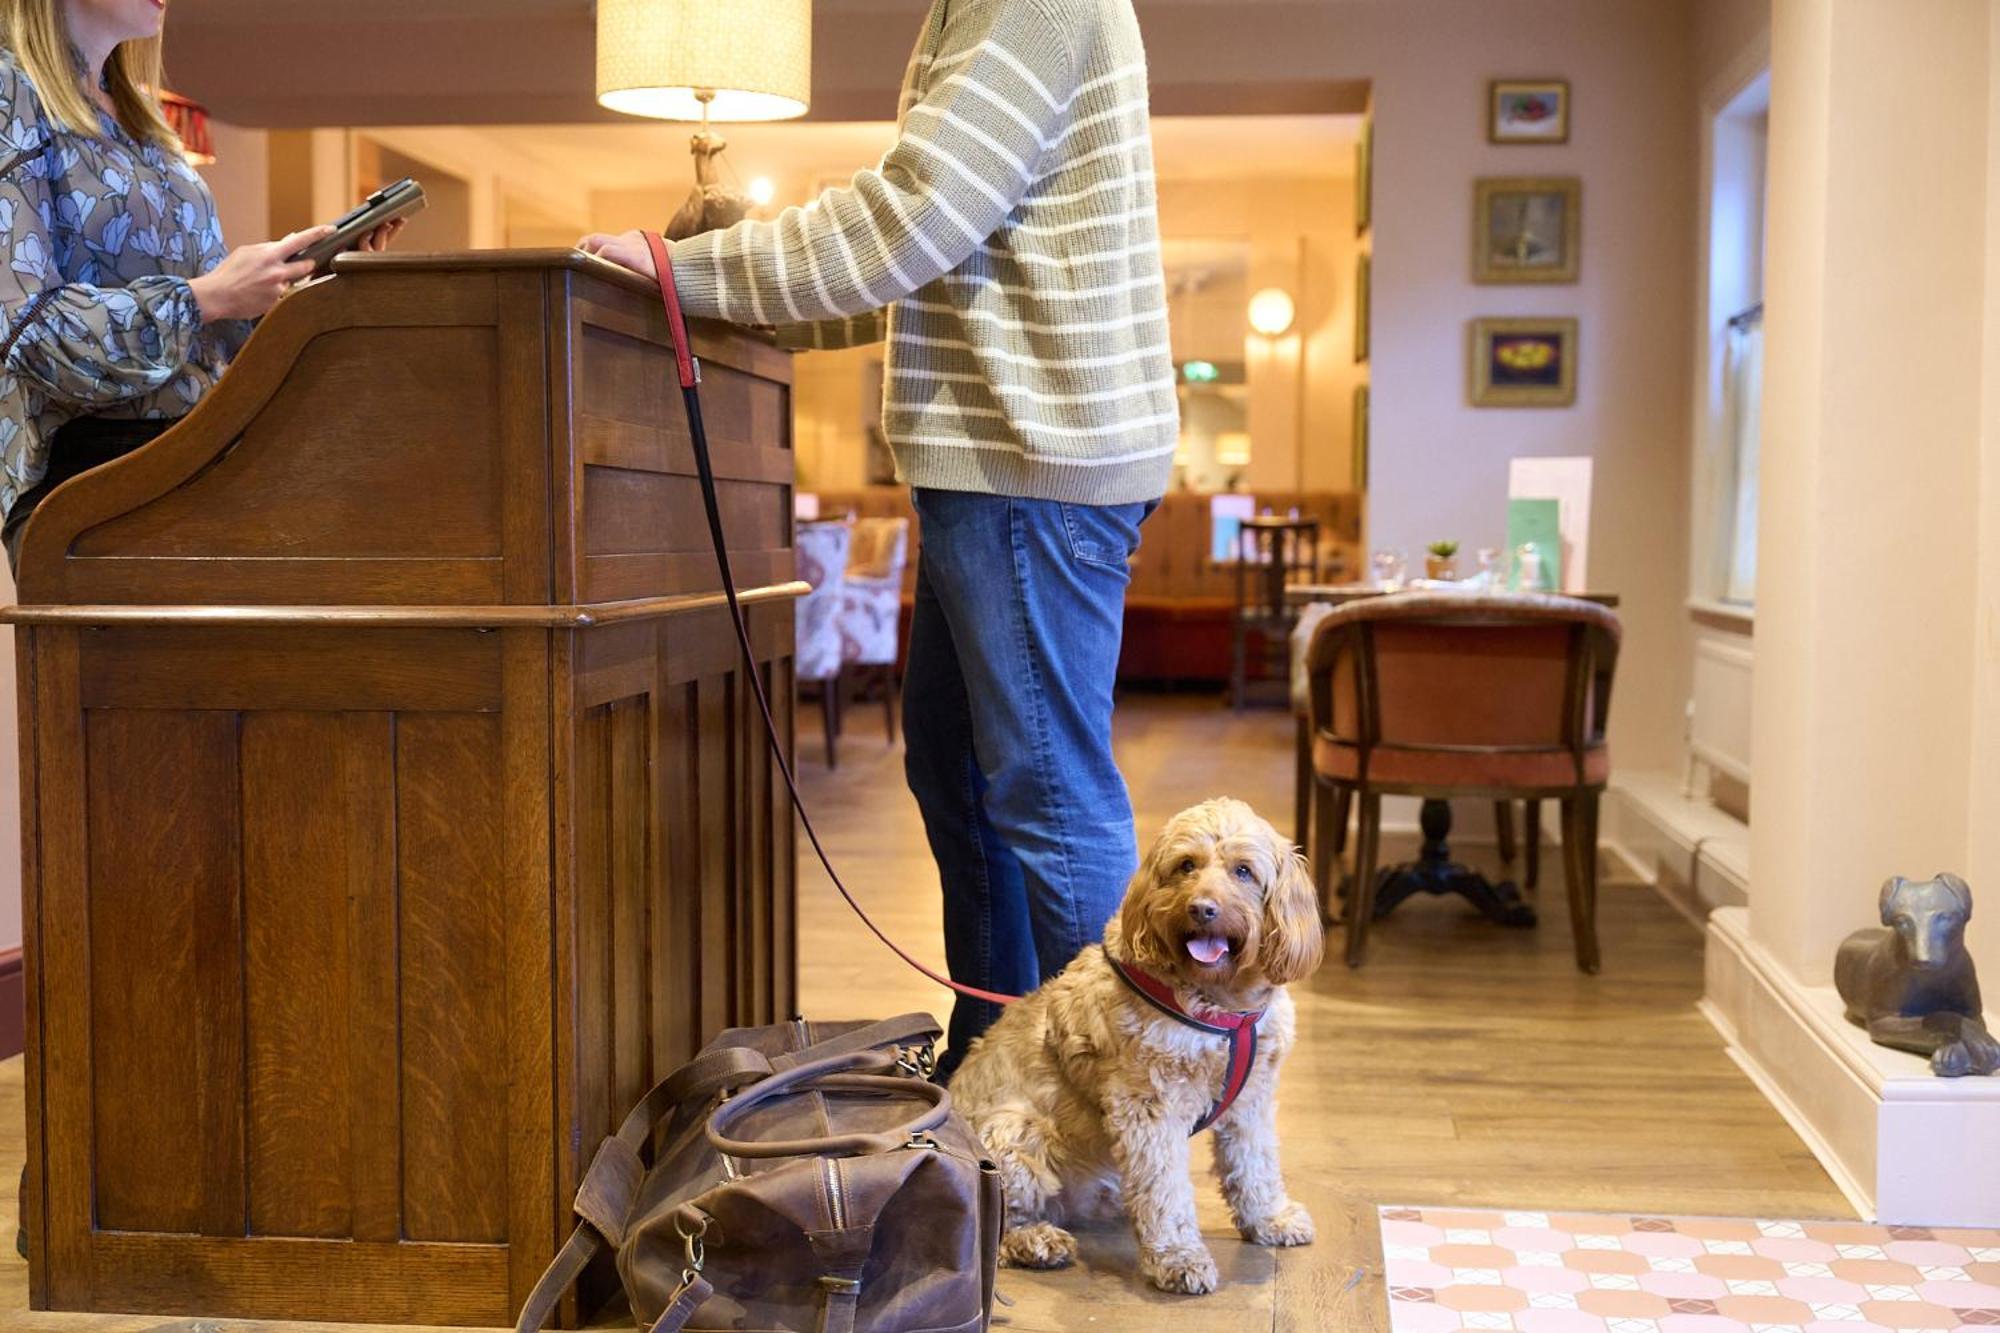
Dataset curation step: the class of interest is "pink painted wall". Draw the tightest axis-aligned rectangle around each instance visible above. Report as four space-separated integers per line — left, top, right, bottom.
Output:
1132 0 1702 769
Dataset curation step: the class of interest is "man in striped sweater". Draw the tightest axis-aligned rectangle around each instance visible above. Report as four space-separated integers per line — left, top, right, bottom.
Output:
583 0 1176 1077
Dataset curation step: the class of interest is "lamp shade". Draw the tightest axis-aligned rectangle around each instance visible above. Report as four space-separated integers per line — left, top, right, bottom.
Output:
1247 287 1296 337
597 0 811 122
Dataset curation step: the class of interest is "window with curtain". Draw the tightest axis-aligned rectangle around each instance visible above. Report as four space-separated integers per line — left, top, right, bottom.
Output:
1722 306 1762 606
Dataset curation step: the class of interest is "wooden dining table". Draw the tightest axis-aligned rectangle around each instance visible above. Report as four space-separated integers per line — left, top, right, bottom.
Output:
1286 583 1622 930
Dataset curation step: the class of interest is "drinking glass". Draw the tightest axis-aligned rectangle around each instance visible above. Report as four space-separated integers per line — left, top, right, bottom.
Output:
1477 546 1501 587
1371 549 1405 591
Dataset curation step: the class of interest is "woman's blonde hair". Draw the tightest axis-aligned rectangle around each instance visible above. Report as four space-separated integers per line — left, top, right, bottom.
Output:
1 0 180 151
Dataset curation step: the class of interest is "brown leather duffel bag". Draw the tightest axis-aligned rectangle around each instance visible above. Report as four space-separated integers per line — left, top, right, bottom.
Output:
517 1013 1002 1333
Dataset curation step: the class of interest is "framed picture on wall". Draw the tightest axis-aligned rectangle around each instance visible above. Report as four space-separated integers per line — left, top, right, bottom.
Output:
1469 317 1578 407
1474 176 1581 284
1354 253 1371 363
1351 384 1370 490
1489 79 1570 144
1355 119 1373 234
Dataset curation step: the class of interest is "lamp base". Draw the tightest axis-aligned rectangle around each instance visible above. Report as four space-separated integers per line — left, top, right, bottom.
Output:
665 127 751 240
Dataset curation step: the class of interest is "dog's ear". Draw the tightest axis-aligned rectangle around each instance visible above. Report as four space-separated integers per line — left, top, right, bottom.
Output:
1938 872 1973 918
1879 876 1908 925
1117 848 1176 975
1260 846 1325 986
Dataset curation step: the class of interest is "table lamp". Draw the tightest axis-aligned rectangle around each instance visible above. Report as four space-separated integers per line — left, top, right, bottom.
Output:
596 0 812 238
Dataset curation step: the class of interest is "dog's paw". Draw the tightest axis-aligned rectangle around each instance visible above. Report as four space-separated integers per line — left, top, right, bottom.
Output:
1933 1041 1975 1078
1242 1201 1316 1247
1142 1244 1220 1295
1001 1222 1078 1270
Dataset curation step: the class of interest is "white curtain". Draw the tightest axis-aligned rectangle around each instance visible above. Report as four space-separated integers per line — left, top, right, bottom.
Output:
1723 314 1763 606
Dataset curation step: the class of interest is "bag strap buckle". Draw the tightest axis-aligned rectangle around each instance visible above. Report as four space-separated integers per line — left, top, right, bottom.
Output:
894 1042 936 1079
675 1212 709 1286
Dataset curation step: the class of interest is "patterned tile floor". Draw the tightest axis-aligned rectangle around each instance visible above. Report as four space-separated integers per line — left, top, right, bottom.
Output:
1380 1206 2000 1333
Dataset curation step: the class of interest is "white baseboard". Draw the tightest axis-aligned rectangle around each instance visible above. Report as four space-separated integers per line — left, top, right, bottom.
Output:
1605 772 1750 920
1703 907 2000 1225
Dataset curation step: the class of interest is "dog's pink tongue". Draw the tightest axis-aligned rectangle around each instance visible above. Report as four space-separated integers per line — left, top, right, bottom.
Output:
1186 936 1229 965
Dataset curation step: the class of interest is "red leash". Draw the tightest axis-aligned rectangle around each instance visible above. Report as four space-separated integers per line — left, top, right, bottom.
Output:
642 232 1020 1010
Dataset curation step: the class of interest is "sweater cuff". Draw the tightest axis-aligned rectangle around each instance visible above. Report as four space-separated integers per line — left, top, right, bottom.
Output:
664 231 728 322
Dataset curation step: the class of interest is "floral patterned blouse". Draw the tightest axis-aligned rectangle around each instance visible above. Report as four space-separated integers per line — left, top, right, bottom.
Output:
0 47 246 521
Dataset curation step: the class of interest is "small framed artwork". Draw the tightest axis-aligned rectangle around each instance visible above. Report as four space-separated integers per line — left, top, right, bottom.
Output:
1469 317 1578 408
1355 119 1373 234
1354 253 1371 363
1474 176 1581 284
1489 79 1570 144
1351 384 1370 490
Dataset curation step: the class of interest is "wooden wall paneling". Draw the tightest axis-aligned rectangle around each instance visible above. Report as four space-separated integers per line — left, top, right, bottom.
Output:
540 628 583 1324
608 695 653 1117
395 713 508 1244
695 673 735 1041
30 629 85 1308
241 712 360 1240
84 709 243 1238
14 627 48 1304
652 658 701 1078
77 626 502 714
572 695 613 1175
500 272 554 606
341 711 403 1245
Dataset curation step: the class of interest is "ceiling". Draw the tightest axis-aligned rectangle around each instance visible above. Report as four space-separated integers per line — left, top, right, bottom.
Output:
162 2 1368 127
464 114 1360 196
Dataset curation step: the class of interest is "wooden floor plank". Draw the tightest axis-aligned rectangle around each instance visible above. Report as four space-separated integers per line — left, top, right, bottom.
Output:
0 693 1847 1333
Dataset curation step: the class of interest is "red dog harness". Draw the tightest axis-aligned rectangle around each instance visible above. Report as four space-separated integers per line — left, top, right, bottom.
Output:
1109 956 1266 1136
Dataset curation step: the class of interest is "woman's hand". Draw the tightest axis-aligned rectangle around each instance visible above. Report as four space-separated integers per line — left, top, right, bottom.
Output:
187 225 332 323
578 230 662 280
358 217 406 252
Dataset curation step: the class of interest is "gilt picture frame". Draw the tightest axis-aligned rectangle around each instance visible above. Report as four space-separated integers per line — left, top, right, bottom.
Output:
1351 384 1370 490
1489 78 1570 144
1469 317 1577 408
1354 253 1371 363
1474 176 1581 285
1355 118 1373 235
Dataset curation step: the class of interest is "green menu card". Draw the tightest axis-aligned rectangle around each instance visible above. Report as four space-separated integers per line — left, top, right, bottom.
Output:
1506 497 1562 591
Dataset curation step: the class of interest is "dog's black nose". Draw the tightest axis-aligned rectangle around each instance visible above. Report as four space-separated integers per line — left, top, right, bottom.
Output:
1189 900 1220 925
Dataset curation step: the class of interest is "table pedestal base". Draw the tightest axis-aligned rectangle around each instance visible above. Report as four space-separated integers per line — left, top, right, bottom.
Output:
1372 798 1537 928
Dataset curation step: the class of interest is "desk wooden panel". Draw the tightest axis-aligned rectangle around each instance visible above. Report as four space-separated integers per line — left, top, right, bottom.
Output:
5 251 800 1326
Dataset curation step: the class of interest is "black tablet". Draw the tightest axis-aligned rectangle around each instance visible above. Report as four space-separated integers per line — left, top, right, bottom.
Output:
290 177 427 275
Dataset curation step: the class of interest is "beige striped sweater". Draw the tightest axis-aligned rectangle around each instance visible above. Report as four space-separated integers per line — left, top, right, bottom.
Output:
670 0 1176 506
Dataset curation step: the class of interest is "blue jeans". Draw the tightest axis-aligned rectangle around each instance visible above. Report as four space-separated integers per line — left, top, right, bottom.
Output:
902 488 1152 1077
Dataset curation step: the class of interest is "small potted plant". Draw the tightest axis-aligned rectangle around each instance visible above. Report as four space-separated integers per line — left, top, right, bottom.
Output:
1425 539 1460 581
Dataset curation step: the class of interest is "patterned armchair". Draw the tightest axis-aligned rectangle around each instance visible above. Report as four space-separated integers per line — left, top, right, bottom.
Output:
838 517 911 745
795 519 852 765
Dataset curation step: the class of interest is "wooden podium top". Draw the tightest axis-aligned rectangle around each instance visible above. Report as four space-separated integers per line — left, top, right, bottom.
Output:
10 249 801 623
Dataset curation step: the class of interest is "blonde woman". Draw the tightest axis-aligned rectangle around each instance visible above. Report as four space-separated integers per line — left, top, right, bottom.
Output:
0 0 398 567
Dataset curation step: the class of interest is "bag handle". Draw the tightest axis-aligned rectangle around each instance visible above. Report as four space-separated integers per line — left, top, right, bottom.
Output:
706 1050 952 1159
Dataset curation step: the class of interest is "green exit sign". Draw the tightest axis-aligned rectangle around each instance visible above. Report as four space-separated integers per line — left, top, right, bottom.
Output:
1182 360 1219 383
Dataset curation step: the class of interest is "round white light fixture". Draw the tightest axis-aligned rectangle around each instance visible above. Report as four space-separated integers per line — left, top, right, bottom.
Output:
1248 288 1296 338
747 176 777 207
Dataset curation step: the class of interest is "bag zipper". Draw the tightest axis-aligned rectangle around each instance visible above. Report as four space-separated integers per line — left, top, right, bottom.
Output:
818 1157 848 1230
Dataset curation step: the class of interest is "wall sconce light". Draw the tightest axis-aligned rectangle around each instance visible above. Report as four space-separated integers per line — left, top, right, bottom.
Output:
1247 287 1296 338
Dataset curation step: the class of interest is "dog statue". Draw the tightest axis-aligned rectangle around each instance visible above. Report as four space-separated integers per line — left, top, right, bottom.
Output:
950 798 1325 1295
1835 873 1998 1077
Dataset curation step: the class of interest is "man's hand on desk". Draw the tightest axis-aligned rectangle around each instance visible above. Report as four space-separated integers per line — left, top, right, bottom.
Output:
578 230 663 281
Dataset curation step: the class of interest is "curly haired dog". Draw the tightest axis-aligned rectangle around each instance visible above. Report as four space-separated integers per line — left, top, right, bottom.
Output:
949 798 1324 1295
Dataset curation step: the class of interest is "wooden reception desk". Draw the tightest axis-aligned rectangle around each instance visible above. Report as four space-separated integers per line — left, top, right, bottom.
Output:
5 250 802 1325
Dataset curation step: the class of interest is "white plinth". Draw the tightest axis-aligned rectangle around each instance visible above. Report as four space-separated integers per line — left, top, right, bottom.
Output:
1702 906 2000 1225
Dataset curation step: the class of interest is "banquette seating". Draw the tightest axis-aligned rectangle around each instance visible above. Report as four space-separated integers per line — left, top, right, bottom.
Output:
808 487 1363 684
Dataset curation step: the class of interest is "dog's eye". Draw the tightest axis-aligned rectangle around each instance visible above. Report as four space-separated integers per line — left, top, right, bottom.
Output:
1233 863 1255 883
1178 856 1197 876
